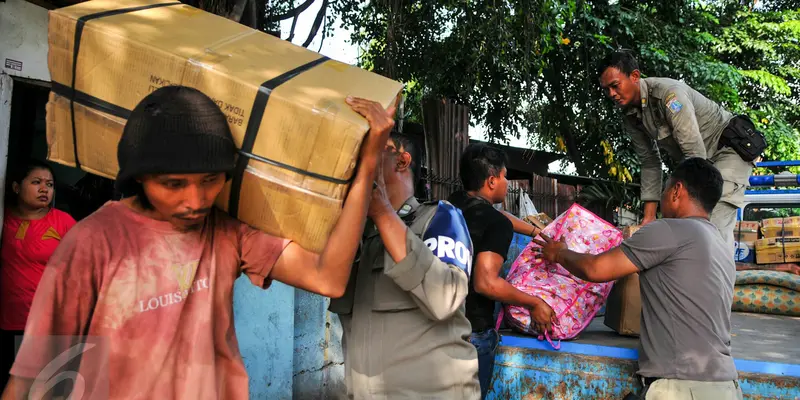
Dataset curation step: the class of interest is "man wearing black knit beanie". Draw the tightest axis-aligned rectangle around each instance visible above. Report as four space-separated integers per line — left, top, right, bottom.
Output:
2 85 396 400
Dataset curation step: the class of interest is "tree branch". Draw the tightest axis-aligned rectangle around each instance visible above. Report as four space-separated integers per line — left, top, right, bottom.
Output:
287 13 300 41
268 0 316 22
318 14 329 52
302 0 329 48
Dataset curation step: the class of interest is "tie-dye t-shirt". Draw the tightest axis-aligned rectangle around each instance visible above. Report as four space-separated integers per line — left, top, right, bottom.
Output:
10 201 290 400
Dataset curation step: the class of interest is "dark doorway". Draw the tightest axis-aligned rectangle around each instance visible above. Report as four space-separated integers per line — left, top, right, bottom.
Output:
6 79 116 221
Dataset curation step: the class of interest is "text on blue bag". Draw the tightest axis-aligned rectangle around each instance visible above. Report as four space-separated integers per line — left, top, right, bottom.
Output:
423 201 473 277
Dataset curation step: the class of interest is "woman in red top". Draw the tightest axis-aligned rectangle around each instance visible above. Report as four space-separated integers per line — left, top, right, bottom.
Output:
0 160 75 387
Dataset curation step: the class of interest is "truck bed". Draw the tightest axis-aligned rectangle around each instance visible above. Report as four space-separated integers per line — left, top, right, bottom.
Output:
558 312 800 365
491 312 800 399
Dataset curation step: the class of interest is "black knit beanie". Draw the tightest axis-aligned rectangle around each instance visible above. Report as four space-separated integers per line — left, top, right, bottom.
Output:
115 86 237 194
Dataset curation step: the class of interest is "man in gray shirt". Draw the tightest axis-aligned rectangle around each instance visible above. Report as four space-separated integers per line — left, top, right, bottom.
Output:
534 158 742 400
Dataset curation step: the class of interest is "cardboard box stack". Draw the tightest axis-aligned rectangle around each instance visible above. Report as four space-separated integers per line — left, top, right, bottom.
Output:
603 225 642 337
756 217 800 264
45 0 403 253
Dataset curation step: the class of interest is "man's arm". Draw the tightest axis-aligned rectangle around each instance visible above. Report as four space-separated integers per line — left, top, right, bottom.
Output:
551 247 639 283
469 218 553 330
533 221 677 282
1 377 31 400
373 210 470 321
472 251 549 310
472 250 555 333
626 118 663 224
267 96 397 298
501 210 541 237
663 88 706 159
2 228 101 400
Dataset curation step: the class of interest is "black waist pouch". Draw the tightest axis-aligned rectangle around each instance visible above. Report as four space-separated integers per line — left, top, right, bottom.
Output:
718 115 767 162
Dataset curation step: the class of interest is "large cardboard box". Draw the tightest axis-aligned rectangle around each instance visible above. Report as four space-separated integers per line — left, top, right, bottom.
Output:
755 237 800 264
603 274 641 336
604 225 641 336
734 221 760 243
761 217 800 238
46 0 403 253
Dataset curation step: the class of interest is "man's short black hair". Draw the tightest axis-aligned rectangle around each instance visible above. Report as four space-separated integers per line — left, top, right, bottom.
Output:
668 157 723 213
390 132 421 187
459 143 508 192
599 50 639 78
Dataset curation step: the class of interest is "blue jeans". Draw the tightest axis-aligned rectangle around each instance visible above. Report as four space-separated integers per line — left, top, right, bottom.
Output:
469 329 499 399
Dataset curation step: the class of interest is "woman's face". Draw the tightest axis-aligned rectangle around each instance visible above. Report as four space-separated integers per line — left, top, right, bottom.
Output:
15 168 54 209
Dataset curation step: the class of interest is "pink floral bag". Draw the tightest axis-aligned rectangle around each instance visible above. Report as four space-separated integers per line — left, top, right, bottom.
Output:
496 204 622 349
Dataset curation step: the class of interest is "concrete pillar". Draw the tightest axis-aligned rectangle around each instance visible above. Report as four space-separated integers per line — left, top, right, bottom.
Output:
0 73 13 238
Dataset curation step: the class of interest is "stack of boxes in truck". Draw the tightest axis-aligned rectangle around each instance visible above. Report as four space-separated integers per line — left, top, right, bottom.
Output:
735 217 800 264
755 217 800 264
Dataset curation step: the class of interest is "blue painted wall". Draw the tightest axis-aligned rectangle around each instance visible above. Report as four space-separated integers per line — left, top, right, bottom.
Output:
232 276 346 400
292 288 346 399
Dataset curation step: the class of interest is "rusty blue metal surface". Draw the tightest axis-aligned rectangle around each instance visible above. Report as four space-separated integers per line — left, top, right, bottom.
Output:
488 345 641 399
490 335 800 399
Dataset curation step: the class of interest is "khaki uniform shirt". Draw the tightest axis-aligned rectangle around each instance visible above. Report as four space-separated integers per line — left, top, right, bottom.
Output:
624 77 752 207
330 197 480 400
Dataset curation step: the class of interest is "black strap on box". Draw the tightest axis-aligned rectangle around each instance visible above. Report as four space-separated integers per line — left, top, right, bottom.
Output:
53 82 131 119
782 239 787 263
737 222 742 242
782 217 787 262
68 1 182 170
64 4 357 213
228 55 335 218
736 221 744 262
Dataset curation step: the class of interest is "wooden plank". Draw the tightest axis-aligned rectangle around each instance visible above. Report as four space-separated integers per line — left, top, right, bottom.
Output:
421 97 471 201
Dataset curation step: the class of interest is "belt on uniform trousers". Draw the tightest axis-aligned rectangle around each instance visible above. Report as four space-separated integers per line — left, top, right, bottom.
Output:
642 377 740 387
642 377 661 386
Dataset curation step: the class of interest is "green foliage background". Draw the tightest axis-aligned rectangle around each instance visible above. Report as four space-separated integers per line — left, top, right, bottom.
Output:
330 0 800 180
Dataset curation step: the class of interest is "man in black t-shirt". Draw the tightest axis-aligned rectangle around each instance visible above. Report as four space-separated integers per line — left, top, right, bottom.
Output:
448 143 555 399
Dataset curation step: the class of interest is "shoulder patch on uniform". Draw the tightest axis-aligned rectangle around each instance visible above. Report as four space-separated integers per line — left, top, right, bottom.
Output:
422 201 473 278
665 92 683 114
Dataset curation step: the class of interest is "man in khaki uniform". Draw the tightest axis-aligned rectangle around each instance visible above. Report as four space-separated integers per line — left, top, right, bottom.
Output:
330 133 480 399
598 51 760 253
